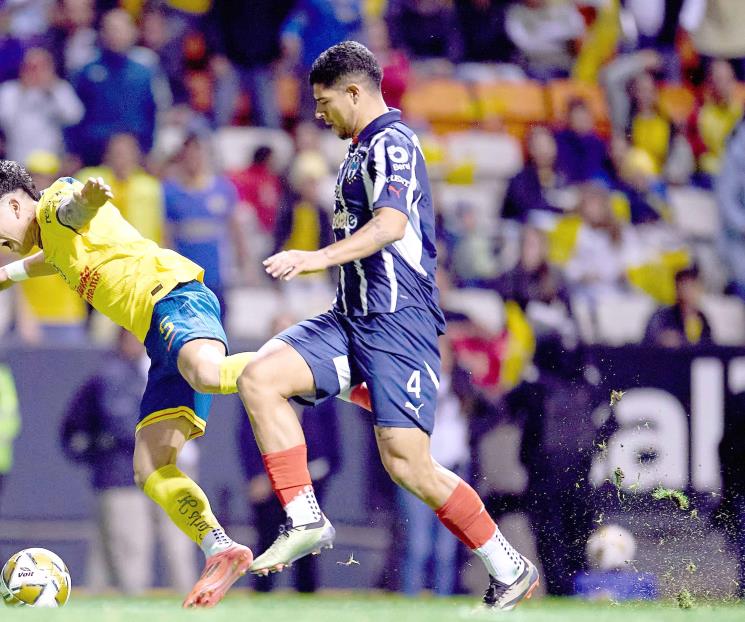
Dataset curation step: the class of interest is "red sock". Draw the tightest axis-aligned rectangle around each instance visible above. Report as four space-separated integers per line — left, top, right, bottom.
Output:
261 444 313 506
435 480 496 550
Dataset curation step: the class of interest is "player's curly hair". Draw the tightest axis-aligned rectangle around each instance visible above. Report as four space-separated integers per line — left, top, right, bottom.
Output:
309 41 382 90
0 160 40 201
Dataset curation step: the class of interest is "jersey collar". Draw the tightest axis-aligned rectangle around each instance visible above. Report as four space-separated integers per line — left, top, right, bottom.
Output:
353 108 402 145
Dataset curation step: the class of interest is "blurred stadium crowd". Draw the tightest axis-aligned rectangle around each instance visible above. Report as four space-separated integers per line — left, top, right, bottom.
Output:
2 0 745 601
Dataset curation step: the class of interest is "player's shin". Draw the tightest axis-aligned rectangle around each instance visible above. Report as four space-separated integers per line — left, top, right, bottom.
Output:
435 479 525 584
218 352 255 394
262 444 322 526
143 464 234 557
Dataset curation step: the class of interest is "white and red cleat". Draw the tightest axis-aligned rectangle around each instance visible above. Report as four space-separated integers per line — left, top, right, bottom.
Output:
182 543 253 608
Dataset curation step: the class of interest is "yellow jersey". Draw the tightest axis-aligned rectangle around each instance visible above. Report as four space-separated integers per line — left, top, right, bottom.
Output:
36 178 204 342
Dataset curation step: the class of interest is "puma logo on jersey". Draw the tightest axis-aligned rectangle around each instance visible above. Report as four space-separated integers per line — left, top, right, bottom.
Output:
387 184 404 198
404 402 424 418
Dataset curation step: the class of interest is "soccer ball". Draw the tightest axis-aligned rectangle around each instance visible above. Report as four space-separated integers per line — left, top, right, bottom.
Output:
0 548 71 607
585 524 637 571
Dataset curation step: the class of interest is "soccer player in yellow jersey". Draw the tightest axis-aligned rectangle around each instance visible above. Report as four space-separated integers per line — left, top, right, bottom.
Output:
0 161 255 607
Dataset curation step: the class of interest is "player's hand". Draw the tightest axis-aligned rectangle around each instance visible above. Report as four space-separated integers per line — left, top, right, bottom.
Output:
263 249 329 281
75 177 113 210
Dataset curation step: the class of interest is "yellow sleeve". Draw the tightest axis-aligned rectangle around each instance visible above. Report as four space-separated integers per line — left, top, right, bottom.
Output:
37 178 86 237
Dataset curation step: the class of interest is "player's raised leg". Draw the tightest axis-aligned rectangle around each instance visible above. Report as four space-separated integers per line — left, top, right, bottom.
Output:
238 329 347 575
134 416 252 608
177 336 254 396
374 426 539 611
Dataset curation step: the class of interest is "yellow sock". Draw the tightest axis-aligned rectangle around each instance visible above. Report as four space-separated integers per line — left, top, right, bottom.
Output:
218 352 255 394
143 464 220 545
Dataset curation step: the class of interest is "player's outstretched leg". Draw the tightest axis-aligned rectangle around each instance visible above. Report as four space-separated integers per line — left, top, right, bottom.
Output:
237 341 336 575
375 426 539 611
134 418 253 608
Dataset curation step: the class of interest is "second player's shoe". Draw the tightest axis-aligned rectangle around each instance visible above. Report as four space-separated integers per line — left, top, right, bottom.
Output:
250 514 336 575
482 556 539 611
183 543 253 608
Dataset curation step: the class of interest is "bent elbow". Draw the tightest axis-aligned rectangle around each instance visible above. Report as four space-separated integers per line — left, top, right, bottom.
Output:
389 221 407 243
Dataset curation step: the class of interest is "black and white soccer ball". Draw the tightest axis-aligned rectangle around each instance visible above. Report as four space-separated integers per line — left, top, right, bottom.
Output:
0 548 71 607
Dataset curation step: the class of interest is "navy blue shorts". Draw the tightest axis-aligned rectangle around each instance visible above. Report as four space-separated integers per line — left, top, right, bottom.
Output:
137 280 228 439
276 306 441 434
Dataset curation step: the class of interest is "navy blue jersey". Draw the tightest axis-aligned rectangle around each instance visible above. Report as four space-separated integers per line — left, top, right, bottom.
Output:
332 109 445 333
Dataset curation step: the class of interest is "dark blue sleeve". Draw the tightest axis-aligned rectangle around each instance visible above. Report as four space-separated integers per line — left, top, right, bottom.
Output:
367 131 418 216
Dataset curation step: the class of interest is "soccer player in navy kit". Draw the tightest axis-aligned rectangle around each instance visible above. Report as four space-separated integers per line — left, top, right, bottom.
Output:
238 41 539 610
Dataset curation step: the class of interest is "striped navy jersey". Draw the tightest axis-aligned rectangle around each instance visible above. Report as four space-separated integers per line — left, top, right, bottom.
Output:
331 108 446 333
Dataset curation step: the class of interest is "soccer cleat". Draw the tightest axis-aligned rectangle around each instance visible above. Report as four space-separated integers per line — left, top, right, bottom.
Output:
182 543 253 608
250 514 336 575
482 556 539 611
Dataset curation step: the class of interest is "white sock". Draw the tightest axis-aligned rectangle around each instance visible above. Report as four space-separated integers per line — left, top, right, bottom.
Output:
473 527 525 584
200 528 234 558
284 485 322 527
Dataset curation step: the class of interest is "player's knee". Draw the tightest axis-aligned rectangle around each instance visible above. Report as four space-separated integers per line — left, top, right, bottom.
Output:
188 360 219 394
237 360 273 404
133 464 150 490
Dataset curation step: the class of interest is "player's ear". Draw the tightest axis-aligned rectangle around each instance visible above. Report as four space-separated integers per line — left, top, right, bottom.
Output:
9 197 20 218
347 83 361 104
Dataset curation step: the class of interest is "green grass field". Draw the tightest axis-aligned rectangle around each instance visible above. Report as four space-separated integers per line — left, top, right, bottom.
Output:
2 593 744 622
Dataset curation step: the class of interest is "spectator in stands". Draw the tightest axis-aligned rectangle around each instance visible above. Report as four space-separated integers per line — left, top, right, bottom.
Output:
687 59 744 185
60 328 198 595
396 335 470 596
601 134 668 225
67 9 157 165
505 0 585 81
563 182 640 305
0 47 84 164
454 0 513 64
604 54 694 182
643 265 712 347
451 202 499 286
164 132 248 319
366 18 410 111
238 312 341 593
716 120 745 300
14 151 88 345
209 1 295 128
502 126 576 225
603 50 663 136
495 226 573 340
628 71 673 176
0 363 20 514
140 7 188 105
77 133 165 245
46 0 98 77
554 98 606 184
385 0 458 61
273 151 333 262
230 145 283 235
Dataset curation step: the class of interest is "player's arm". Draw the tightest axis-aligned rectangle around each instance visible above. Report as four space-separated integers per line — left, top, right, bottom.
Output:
266 133 416 280
57 176 113 230
0 250 57 290
264 207 406 281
